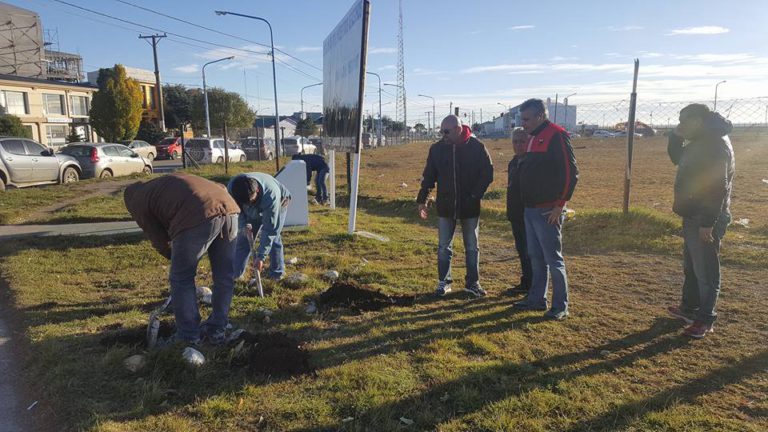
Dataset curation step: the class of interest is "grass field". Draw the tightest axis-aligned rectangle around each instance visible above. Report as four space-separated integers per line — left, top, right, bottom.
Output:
0 135 766 431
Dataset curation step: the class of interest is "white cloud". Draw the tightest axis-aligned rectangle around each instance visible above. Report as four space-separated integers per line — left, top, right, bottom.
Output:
195 44 286 71
508 25 535 30
369 47 397 54
173 64 198 74
603 52 623 58
638 51 664 58
378 64 396 71
672 53 754 62
668 26 730 35
412 67 445 76
295 46 321 53
607 25 644 31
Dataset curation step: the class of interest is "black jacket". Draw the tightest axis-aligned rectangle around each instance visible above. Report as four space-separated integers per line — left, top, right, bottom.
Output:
668 112 734 227
519 121 578 208
506 155 523 221
417 130 494 219
292 154 329 184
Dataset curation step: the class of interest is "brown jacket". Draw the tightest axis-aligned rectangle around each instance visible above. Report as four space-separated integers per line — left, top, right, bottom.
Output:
124 173 240 258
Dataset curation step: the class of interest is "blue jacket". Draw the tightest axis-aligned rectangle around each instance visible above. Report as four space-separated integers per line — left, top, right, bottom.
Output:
227 172 291 260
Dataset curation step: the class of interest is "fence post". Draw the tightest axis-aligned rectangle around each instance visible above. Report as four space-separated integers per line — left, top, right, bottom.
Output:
623 59 640 215
223 123 229 175
180 132 186 169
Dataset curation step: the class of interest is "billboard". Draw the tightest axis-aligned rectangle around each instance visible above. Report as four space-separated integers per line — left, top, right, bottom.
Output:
323 0 370 153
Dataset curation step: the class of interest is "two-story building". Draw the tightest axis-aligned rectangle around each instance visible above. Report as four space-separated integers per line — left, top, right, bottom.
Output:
0 73 98 146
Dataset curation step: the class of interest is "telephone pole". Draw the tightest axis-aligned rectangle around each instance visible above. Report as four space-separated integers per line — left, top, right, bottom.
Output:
139 33 167 131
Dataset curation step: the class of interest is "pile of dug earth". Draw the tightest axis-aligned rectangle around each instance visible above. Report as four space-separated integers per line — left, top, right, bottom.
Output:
317 280 415 312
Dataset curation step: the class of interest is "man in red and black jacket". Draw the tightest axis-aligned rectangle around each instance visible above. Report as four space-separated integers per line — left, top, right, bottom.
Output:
513 98 578 320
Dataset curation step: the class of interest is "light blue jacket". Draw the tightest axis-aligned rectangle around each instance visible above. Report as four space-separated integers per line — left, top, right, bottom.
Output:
227 172 291 260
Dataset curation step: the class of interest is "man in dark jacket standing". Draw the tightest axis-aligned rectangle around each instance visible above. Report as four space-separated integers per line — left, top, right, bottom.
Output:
513 99 578 320
506 127 532 294
666 104 734 339
124 173 240 344
292 153 330 204
417 115 493 297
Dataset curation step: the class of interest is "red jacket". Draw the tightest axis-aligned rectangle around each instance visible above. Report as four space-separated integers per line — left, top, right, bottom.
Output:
519 121 578 208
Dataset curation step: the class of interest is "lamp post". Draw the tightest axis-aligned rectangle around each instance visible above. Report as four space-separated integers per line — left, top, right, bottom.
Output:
202 56 234 138
714 80 726 111
563 92 577 130
300 82 323 119
384 83 406 142
367 72 383 145
215 10 281 170
418 94 436 137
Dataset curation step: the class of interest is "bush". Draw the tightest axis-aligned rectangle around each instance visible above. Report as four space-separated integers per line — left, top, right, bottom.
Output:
135 120 166 145
0 114 32 138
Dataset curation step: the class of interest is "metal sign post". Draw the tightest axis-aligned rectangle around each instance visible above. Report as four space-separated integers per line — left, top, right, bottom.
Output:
623 59 640 215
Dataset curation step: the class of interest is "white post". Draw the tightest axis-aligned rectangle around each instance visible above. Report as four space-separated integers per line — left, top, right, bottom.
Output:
328 149 336 209
347 151 361 234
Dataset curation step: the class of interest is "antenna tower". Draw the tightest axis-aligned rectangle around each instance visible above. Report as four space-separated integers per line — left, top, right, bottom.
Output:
396 0 407 142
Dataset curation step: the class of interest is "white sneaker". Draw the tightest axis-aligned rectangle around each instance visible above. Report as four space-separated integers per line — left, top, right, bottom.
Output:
436 280 452 296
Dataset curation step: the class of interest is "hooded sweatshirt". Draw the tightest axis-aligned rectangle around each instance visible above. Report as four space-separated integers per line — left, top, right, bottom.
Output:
668 112 735 227
417 125 494 219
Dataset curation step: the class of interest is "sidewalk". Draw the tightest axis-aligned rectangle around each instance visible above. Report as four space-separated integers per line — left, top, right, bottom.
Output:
0 221 140 241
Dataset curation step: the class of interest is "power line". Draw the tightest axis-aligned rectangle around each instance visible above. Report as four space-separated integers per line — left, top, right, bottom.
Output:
112 0 322 73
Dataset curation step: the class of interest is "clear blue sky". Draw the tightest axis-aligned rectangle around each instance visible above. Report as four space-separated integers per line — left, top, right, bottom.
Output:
9 0 768 126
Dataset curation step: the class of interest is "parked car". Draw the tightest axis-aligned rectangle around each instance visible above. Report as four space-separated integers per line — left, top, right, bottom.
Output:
238 137 275 161
120 139 156 160
613 131 643 138
155 137 182 160
282 136 315 156
60 143 152 178
362 132 385 148
185 137 246 164
0 137 81 191
592 130 618 138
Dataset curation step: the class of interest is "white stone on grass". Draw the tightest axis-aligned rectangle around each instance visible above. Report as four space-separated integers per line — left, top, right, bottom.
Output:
182 347 205 367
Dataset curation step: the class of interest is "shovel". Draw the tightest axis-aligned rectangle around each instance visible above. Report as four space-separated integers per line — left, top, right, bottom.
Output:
146 294 173 349
245 224 264 298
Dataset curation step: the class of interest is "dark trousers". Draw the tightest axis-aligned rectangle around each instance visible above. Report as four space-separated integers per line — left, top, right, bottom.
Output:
510 210 532 289
680 215 729 326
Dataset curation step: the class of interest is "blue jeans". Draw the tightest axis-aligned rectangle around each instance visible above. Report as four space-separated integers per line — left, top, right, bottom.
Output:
438 217 480 287
315 168 329 203
169 214 238 342
680 215 729 325
233 205 288 279
524 207 569 311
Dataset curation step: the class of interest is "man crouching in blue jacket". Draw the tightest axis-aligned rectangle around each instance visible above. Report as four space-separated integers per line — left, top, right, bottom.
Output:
228 172 292 280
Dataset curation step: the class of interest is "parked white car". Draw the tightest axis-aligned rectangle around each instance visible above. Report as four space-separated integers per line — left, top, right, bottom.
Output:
592 130 618 138
282 136 315 156
186 138 246 164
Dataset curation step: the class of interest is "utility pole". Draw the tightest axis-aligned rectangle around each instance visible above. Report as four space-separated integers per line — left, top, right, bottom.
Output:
139 33 167 131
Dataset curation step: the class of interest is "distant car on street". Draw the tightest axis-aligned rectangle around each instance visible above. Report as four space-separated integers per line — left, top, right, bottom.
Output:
592 130 618 138
613 131 643 138
308 137 324 155
120 139 156 160
282 136 315 156
186 137 246 164
155 137 182 160
0 137 81 191
60 143 152 178
237 137 275 160
362 132 385 148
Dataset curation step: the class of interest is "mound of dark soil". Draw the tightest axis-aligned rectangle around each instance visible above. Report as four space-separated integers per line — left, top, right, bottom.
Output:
232 331 313 376
318 281 415 312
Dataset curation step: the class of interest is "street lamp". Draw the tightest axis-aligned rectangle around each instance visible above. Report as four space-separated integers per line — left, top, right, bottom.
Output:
418 94 436 137
216 10 282 170
563 92 577 130
367 72 383 145
384 83 407 142
300 82 323 118
202 56 234 138
714 80 726 111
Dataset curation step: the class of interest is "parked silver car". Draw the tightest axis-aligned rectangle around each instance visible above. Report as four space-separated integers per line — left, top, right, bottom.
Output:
120 140 156 160
282 136 315 156
60 143 152 179
0 137 81 191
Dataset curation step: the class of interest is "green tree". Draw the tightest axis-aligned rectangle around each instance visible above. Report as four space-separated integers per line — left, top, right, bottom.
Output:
295 117 318 137
66 125 82 143
414 123 425 132
190 87 255 133
0 114 32 138
135 120 166 145
163 84 195 130
90 64 143 142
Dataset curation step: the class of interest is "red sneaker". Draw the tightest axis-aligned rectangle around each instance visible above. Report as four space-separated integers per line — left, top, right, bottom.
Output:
667 305 694 325
683 321 713 339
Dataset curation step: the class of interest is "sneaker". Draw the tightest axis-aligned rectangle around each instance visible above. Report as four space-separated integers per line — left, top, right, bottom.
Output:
200 329 227 346
507 283 530 295
464 283 487 298
513 298 548 311
544 308 569 321
683 321 713 339
436 280 452 296
667 305 695 325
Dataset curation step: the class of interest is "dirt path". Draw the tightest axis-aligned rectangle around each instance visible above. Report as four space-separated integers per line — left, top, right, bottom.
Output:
20 179 135 224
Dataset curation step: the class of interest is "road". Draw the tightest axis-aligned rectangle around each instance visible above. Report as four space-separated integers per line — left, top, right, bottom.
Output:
152 159 183 173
